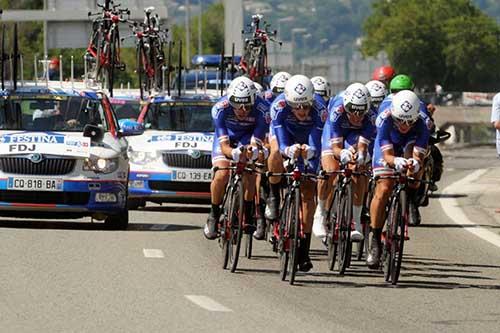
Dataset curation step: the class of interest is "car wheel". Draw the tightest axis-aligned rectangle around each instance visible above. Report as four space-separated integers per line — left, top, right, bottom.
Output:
105 210 129 230
127 199 142 210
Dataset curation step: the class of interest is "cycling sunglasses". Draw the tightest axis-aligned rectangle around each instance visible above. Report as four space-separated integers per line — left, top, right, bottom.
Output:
394 117 417 127
288 101 313 109
230 101 253 110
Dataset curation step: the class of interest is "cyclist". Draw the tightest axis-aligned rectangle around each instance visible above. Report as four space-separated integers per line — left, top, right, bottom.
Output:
311 76 332 106
266 74 326 272
314 83 374 242
379 74 432 117
367 90 430 269
264 71 291 104
253 81 265 96
365 80 388 113
372 65 396 88
204 76 270 240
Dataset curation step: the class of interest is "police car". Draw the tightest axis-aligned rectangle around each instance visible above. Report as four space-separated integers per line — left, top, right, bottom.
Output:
0 86 143 228
126 93 215 207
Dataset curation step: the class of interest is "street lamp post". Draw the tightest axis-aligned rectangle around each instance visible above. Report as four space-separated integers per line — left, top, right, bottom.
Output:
185 0 191 69
198 0 202 55
291 28 307 66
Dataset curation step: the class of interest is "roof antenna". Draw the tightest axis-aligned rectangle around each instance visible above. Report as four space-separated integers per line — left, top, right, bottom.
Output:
177 40 182 97
219 41 224 97
1 24 5 90
13 23 19 90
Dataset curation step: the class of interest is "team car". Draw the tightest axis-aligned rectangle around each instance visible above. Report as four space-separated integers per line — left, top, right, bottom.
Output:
109 92 144 121
125 93 215 208
0 86 143 228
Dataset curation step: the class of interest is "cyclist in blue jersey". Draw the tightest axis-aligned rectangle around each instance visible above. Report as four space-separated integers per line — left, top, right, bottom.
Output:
204 76 270 240
378 74 432 118
367 90 430 268
266 74 326 272
263 71 291 104
314 83 374 242
311 76 332 107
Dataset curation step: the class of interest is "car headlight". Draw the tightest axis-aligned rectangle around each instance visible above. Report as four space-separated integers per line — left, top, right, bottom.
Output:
83 157 119 174
129 148 158 164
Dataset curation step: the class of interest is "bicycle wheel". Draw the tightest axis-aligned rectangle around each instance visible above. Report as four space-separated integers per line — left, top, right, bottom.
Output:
230 179 244 273
327 189 339 271
383 194 401 282
279 192 290 281
336 182 352 275
220 189 232 270
391 190 407 284
288 187 301 285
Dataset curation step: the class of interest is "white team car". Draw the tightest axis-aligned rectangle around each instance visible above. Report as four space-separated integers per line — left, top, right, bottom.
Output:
0 86 143 228
124 93 215 208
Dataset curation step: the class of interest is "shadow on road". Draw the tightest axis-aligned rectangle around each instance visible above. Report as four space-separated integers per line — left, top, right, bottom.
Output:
429 193 468 199
417 223 500 229
138 206 210 214
0 219 202 232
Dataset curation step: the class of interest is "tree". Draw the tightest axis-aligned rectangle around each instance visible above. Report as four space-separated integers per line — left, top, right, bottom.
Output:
361 0 500 91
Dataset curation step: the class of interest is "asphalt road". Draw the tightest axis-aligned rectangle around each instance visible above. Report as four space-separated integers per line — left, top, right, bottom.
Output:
1 146 500 333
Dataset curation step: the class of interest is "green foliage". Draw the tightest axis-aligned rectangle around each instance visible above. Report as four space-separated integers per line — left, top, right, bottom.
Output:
362 0 500 91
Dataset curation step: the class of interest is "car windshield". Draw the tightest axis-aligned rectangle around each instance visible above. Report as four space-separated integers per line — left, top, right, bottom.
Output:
110 98 142 121
0 95 108 132
145 102 214 132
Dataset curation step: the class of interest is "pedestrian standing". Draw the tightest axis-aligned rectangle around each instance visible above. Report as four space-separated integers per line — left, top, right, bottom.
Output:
491 92 500 158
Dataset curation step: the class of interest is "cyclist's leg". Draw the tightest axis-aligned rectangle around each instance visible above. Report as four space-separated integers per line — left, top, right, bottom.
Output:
314 125 340 238
404 142 425 225
351 164 369 241
367 147 395 268
298 179 316 272
254 139 270 240
266 137 284 220
314 153 339 238
243 171 257 232
204 139 230 239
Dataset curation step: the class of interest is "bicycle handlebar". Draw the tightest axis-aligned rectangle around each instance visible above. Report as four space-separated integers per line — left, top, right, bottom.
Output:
374 173 432 184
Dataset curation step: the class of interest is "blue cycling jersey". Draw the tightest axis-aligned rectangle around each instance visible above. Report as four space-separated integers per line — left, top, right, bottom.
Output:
372 104 431 176
212 95 269 146
270 93 327 170
322 96 376 155
263 89 278 105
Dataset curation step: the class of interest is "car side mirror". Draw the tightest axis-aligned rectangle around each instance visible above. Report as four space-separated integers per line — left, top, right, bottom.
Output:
83 124 104 142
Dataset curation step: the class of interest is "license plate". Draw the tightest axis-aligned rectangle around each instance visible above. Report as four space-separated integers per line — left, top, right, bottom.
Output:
7 177 63 191
172 169 212 182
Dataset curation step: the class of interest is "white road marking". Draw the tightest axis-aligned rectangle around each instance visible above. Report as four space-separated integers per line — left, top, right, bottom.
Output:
184 295 233 312
439 169 500 248
143 249 165 258
445 168 456 172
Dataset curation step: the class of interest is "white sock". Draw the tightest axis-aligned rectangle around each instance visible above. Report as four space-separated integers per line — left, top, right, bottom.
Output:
353 205 363 232
318 199 326 215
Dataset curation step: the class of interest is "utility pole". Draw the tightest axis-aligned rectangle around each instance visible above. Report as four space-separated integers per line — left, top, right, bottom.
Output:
198 0 202 55
185 0 191 69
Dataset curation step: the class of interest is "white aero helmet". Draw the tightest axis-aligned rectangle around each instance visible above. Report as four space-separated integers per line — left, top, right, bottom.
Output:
365 80 387 108
284 74 314 108
311 76 331 99
253 81 264 94
343 82 371 115
227 76 256 107
391 90 420 124
270 71 292 94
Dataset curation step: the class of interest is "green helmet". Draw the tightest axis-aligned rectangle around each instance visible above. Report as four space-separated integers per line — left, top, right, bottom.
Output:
389 74 414 93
